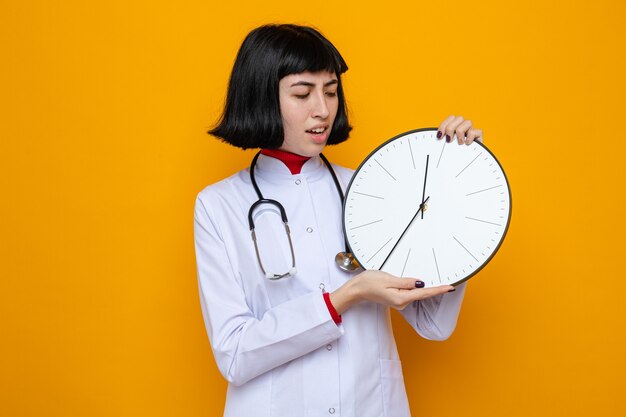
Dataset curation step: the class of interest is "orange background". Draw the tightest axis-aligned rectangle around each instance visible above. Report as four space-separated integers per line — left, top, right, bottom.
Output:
1 1 625 416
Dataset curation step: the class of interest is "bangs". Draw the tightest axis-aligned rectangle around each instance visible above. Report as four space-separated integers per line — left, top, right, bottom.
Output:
277 27 348 78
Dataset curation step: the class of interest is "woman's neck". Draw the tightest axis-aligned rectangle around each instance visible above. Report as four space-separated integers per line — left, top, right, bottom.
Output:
260 148 311 175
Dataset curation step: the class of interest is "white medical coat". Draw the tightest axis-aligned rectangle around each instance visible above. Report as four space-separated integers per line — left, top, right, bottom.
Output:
194 154 466 417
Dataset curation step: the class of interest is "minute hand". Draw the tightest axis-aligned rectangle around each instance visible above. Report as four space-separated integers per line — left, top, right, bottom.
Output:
420 155 429 219
379 196 430 271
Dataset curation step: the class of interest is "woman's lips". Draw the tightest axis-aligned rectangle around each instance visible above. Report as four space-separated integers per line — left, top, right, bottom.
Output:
306 129 329 144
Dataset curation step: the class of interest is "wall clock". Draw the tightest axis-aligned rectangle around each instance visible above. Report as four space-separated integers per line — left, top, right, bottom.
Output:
343 128 511 287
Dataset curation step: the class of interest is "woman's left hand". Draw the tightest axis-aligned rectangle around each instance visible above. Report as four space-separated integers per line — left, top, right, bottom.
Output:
436 115 483 145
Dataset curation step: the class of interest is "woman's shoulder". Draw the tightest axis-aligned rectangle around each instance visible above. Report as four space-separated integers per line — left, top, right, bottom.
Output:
195 168 250 207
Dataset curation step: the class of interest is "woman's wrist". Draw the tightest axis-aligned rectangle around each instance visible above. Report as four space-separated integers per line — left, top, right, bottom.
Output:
329 277 361 315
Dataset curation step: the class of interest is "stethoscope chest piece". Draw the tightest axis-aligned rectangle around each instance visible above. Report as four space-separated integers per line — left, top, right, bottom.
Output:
335 252 360 271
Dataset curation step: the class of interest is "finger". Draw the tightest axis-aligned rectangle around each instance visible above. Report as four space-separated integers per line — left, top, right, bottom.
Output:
388 277 425 290
455 119 472 145
411 285 454 300
464 127 480 144
474 129 483 143
437 115 455 140
464 129 476 144
444 116 464 143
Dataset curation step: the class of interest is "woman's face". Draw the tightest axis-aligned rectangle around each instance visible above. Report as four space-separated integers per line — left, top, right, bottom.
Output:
278 71 339 157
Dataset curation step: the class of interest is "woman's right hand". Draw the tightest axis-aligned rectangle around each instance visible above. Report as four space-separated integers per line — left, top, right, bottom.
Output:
329 270 454 314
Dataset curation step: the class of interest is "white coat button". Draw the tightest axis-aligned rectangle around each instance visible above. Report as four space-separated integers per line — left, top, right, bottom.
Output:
319 283 325 290
295 179 301 185
329 408 335 414
326 344 332 351
306 227 313 233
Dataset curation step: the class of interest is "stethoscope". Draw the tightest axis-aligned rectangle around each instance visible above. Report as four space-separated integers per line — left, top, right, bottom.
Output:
248 151 360 280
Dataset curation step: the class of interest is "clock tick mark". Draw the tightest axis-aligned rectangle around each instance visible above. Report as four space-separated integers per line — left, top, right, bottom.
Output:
353 191 385 200
400 248 411 277
436 141 446 169
466 216 502 226
466 184 503 196
367 237 393 264
375 160 397 181
408 139 416 169
350 219 383 230
456 153 482 178
453 236 479 262
432 248 442 283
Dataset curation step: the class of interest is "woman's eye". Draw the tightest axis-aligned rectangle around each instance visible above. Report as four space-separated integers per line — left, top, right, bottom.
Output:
325 91 337 97
295 94 309 99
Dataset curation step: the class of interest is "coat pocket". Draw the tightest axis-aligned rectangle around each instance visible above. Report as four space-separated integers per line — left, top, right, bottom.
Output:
379 359 411 417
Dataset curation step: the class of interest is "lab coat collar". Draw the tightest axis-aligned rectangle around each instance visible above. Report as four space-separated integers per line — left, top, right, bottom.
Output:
254 153 327 183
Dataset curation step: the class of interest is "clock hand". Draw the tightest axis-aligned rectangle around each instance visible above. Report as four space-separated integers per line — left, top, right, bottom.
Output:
420 155 429 220
379 196 430 270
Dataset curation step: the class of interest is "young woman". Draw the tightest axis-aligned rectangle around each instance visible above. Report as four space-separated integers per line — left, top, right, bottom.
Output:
194 24 483 417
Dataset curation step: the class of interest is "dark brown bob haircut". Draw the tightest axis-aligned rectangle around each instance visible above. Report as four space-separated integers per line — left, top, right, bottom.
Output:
209 24 352 149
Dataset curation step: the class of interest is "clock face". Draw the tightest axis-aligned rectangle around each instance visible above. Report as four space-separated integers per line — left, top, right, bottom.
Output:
343 128 511 287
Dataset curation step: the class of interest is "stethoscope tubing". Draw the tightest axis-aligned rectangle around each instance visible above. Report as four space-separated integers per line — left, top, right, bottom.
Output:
247 151 354 279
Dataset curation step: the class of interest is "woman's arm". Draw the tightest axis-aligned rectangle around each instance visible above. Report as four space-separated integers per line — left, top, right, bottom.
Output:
194 196 343 386
329 270 453 313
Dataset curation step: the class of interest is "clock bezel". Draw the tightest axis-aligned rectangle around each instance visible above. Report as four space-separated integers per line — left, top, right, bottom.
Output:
342 127 512 286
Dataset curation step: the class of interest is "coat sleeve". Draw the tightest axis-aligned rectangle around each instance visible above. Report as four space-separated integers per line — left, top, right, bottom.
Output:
398 282 467 341
194 195 344 386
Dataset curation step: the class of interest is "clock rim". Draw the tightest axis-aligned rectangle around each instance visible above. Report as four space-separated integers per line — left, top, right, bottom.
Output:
342 127 513 287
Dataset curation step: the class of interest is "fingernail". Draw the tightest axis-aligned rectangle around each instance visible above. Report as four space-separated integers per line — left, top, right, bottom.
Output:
448 288 456 292
446 134 451 143
415 280 425 288
436 131 442 139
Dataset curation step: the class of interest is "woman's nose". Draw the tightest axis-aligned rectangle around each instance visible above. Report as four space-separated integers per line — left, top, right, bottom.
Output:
311 93 330 119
